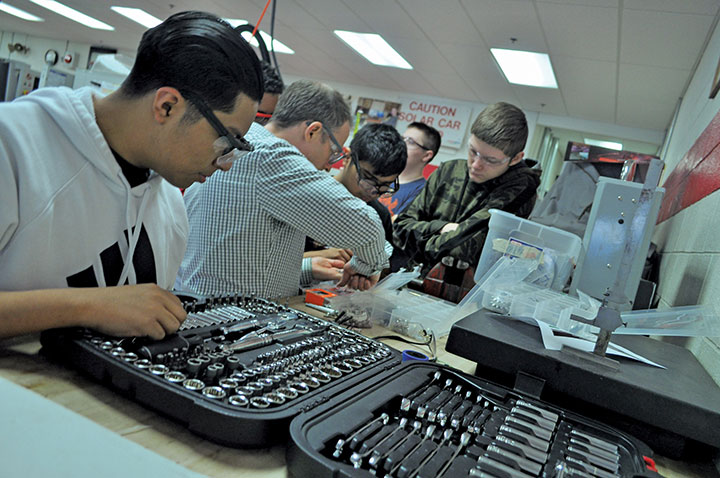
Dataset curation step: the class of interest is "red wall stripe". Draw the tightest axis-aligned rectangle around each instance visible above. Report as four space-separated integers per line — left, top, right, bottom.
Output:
658 109 720 223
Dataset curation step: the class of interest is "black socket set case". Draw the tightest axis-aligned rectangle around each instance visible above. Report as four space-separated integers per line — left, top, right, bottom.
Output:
40 293 662 478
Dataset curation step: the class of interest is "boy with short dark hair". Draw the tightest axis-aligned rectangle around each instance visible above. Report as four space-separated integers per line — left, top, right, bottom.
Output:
0 11 263 339
305 123 407 267
336 123 407 240
379 121 441 219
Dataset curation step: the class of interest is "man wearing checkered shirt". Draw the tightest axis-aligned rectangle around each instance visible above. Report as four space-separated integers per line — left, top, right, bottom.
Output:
176 80 388 299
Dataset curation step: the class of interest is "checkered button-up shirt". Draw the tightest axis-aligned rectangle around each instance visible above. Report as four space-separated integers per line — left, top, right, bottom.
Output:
176 122 388 298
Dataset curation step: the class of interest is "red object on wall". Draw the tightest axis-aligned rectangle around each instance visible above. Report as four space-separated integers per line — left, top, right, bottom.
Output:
657 110 720 223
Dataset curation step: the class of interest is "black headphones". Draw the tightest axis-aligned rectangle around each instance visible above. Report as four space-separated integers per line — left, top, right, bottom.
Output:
234 23 271 64
235 20 283 84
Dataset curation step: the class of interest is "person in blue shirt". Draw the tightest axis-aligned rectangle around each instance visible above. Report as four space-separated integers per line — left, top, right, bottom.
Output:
379 122 441 271
379 122 441 219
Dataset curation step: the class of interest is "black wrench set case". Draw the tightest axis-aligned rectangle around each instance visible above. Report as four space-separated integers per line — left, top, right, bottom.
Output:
446 310 720 461
40 294 663 478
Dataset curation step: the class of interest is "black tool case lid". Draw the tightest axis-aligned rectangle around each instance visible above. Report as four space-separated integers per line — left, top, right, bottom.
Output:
445 310 720 459
286 361 661 478
39 295 403 448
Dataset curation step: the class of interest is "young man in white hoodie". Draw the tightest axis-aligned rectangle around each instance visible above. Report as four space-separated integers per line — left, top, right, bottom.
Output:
0 11 263 340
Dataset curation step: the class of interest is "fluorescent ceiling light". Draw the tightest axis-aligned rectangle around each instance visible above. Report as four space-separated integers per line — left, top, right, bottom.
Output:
245 31 295 55
111 6 161 28
224 19 295 54
0 2 44 21
334 30 412 70
28 0 114 30
491 48 557 88
584 138 623 150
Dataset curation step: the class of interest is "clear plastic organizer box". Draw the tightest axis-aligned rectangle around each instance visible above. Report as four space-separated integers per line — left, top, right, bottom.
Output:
475 209 583 291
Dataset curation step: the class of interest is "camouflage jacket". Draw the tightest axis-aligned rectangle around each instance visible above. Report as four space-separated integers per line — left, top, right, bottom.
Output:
393 159 541 271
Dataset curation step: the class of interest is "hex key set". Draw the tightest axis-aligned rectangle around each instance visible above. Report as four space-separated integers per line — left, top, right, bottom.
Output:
40 293 395 447
287 363 662 478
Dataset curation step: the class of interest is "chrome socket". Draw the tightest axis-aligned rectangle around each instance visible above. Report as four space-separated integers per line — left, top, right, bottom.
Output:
228 395 249 407
165 370 187 383
182 378 205 391
201 386 226 400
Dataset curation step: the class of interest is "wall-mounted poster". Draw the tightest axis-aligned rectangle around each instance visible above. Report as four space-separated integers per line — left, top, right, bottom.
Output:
396 96 473 149
350 94 472 151
353 97 402 132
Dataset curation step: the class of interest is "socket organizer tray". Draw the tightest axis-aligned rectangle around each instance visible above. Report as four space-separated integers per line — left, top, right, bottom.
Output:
40 293 396 447
41 294 663 477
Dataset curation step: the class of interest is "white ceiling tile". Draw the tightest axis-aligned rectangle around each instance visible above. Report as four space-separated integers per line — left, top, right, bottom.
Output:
198 0 263 19
420 71 479 102
293 63 367 87
536 0 618 6
242 0 325 30
282 0 361 30
617 64 689 129
511 86 567 116
381 70 442 97
3 0 705 136
625 0 719 15
291 28 357 59
551 56 617 122
152 1 221 19
616 103 676 130
538 2 619 61
275 54 334 81
461 0 548 51
344 0 425 39
331 56 406 90
620 9 714 70
359 68 405 91
435 42 520 103
397 0 484 45
382 35 454 72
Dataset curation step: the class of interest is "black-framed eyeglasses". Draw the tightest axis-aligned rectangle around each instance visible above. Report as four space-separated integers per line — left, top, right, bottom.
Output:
351 152 399 197
307 121 348 165
468 141 510 166
403 136 431 151
185 93 254 166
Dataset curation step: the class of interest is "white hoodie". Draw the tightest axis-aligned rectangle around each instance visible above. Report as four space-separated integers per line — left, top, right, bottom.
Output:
0 87 188 291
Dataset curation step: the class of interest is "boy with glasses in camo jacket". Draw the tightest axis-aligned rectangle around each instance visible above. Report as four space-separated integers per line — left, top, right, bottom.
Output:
393 102 541 301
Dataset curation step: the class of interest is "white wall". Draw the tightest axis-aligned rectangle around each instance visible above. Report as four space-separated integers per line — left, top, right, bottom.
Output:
0 29 135 91
651 16 720 386
0 30 93 77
